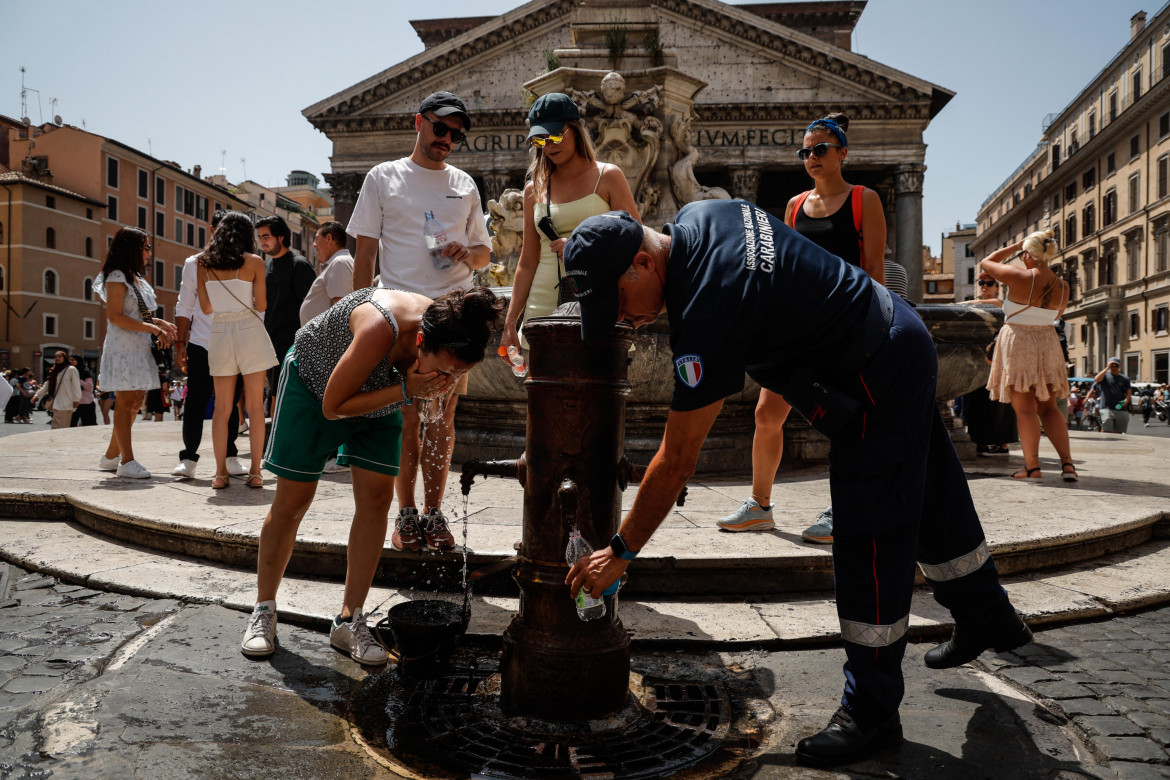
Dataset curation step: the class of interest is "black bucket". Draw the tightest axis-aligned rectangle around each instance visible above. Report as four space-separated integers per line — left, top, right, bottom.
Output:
374 599 468 679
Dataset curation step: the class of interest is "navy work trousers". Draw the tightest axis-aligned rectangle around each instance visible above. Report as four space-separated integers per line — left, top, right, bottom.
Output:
826 294 1011 725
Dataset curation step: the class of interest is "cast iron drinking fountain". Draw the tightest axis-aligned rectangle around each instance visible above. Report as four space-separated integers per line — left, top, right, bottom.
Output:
361 304 731 780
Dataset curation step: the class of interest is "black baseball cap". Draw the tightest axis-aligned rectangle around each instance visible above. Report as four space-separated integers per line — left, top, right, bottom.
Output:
419 91 471 130
527 92 579 140
562 211 644 340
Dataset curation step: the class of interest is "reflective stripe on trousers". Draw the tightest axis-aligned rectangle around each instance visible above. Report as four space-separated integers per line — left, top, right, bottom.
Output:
839 614 910 648
918 540 991 583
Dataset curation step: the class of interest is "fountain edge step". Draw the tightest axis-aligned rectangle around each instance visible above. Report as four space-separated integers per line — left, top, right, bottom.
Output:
0 518 1169 648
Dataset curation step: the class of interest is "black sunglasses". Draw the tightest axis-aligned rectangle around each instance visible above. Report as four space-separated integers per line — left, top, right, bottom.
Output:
797 142 843 161
425 116 466 145
977 280 998 287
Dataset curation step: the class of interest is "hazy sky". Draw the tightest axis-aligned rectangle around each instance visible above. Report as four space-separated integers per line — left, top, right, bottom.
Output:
1 0 1157 252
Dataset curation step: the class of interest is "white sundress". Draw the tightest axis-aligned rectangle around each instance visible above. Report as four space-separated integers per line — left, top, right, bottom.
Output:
94 271 162 392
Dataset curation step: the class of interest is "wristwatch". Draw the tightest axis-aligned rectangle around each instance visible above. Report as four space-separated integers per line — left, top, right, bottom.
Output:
610 533 639 561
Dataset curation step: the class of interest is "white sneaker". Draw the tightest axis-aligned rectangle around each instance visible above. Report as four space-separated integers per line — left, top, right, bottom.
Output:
241 602 277 657
239 420 250 434
97 455 120 472
225 457 248 477
171 459 197 479
329 608 387 665
116 460 151 479
322 457 349 474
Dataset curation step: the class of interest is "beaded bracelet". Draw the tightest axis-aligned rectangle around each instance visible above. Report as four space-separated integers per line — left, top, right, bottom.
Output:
401 379 414 406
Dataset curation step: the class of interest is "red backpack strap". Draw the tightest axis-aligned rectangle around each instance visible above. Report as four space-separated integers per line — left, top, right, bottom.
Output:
851 184 866 271
788 190 812 228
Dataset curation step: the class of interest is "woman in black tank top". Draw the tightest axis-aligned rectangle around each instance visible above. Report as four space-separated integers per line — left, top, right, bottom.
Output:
716 113 887 545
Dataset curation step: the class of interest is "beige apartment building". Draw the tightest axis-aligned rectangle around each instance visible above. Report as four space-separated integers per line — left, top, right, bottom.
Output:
1 119 250 378
944 223 978 301
973 10 1170 384
0 171 105 377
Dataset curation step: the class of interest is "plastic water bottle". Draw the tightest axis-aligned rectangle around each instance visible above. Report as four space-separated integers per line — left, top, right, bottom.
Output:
497 345 528 378
424 211 453 271
565 530 606 621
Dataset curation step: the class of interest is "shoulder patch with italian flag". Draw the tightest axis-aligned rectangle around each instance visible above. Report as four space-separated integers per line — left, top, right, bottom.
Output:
674 354 704 388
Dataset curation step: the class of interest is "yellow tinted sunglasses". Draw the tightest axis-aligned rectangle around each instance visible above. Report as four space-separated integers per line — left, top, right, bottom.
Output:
530 134 564 149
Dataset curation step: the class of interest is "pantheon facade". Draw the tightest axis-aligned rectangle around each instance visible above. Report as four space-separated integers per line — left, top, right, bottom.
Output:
304 0 952 298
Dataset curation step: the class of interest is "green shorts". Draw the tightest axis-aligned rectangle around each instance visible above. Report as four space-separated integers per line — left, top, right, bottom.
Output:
263 353 403 482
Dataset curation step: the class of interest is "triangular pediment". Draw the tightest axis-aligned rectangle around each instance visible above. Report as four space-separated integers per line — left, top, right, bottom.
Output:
304 0 952 133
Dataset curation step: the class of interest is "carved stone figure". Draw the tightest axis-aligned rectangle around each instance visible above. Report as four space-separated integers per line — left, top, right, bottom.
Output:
668 110 730 205
478 188 525 286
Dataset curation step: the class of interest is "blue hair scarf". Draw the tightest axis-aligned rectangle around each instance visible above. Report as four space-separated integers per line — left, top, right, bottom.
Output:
806 119 847 147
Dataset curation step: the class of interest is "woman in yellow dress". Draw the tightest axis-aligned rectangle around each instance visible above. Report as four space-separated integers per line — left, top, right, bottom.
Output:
499 92 640 354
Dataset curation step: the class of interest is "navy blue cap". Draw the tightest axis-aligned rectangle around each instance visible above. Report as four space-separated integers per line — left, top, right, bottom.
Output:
527 93 580 140
419 91 471 130
562 211 644 340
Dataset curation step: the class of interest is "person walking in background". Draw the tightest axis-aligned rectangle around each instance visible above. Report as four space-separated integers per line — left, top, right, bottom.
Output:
718 113 887 545
170 379 184 421
33 351 81 429
257 215 315 405
981 229 1076 481
172 210 246 481
94 227 177 479
70 356 97 427
241 287 504 664
499 92 640 354
955 274 1017 456
347 91 491 553
196 212 278 490
1088 358 1133 434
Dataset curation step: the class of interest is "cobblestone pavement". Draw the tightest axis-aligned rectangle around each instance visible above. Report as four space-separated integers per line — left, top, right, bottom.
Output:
0 558 1168 779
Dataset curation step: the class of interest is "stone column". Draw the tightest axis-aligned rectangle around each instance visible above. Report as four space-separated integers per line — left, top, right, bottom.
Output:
728 167 760 203
482 173 513 203
895 164 926 303
324 172 364 245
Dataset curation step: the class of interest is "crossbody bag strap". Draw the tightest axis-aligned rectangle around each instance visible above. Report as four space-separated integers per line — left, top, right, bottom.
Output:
1004 271 1038 322
128 277 154 325
208 268 265 324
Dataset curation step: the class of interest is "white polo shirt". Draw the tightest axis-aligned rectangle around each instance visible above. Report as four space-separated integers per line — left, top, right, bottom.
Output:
346 158 490 299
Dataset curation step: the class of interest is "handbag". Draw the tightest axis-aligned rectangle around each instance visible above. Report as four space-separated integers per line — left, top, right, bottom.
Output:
128 277 170 369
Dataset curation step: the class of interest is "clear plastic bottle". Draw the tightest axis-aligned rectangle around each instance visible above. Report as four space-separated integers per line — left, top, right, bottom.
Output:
497 345 528 378
565 530 606 621
424 211 453 271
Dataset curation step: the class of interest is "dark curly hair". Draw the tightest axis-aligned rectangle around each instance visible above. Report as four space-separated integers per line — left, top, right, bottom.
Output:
420 287 506 365
199 212 256 271
102 227 149 280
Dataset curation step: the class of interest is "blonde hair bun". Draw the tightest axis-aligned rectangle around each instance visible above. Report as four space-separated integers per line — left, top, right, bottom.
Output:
1022 228 1056 263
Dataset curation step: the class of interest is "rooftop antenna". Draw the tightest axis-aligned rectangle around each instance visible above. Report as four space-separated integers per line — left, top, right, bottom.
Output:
147 137 152 156
219 149 227 176
240 156 248 181
19 67 43 125
50 97 61 126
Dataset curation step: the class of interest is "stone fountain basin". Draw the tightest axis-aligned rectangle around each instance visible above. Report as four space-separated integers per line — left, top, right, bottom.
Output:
457 290 1003 470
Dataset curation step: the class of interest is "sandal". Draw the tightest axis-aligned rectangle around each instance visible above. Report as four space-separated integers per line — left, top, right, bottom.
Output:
1011 467 1042 480
211 474 230 489
1061 462 1078 483
246 472 264 489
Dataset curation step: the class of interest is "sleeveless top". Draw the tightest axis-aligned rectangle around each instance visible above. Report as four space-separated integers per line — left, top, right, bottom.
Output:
526 164 613 329
793 187 863 267
1003 272 1065 326
293 287 405 419
205 270 256 316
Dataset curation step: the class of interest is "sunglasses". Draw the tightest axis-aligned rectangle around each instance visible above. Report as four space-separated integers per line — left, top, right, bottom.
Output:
426 117 466 145
977 280 998 287
530 134 564 149
797 142 844 161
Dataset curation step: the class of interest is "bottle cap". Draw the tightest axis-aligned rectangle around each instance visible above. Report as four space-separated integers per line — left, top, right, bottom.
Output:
497 346 509 357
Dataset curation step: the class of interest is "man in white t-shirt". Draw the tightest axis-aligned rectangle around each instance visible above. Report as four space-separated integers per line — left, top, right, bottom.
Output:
347 91 491 555
300 221 354 326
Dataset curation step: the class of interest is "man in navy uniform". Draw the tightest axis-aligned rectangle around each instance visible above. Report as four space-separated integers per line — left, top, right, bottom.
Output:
562 203 1032 767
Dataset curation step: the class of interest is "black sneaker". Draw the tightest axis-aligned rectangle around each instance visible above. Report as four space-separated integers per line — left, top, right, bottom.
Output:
925 608 1032 669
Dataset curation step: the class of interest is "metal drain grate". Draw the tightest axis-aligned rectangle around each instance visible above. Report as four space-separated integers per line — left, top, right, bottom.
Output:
403 668 730 779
